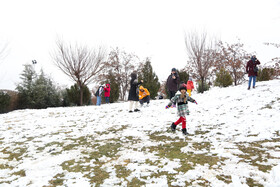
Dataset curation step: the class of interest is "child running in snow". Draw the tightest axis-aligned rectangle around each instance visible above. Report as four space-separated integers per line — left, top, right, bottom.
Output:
165 85 197 135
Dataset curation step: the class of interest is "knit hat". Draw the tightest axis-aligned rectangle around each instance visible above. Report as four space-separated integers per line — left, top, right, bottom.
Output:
139 86 144 90
171 68 176 72
179 85 187 91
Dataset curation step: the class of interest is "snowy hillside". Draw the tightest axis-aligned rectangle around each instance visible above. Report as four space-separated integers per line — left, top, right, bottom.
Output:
1 80 280 186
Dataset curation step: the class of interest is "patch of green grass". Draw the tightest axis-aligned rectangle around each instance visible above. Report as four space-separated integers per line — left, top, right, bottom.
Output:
192 142 211 151
246 177 264 187
127 177 146 186
48 173 65 186
2 147 27 161
12 169 26 177
216 174 232 184
194 130 210 135
84 166 110 186
115 165 132 178
0 163 13 170
236 138 280 172
149 132 175 142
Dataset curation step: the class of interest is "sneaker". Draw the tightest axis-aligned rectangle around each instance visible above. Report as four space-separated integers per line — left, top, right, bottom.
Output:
182 128 189 135
171 123 176 132
134 109 140 112
129 110 133 113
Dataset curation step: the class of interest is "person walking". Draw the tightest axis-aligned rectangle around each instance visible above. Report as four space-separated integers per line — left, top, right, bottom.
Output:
104 83 111 104
166 68 180 106
128 72 143 112
246 55 261 90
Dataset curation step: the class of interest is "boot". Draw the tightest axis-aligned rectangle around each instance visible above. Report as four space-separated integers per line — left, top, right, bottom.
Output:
248 87 250 90
182 128 189 135
134 109 140 112
171 123 176 132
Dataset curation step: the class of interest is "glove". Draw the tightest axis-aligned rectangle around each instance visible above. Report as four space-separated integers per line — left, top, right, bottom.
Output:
165 105 170 109
194 100 198 105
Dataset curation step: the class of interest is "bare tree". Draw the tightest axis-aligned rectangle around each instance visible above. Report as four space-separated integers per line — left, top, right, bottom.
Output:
99 47 142 101
52 39 106 105
215 40 251 85
264 42 280 77
184 31 218 93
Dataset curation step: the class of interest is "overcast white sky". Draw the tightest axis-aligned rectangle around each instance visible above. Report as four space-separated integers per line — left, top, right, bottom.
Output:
0 0 279 90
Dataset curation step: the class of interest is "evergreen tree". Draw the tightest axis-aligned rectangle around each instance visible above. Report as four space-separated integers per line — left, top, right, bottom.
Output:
66 84 91 106
32 70 61 108
178 70 189 84
106 71 119 103
214 68 233 87
138 59 160 99
16 64 37 109
0 91 10 113
257 68 274 82
16 64 61 109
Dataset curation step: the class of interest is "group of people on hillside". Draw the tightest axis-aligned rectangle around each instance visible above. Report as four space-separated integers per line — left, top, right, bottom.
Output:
94 55 260 135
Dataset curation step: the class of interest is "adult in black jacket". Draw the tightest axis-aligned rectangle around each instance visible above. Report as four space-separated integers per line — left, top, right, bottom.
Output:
128 72 143 112
166 68 180 100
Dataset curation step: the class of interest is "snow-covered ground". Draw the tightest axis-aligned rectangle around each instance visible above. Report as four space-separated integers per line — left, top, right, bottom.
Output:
1 80 280 187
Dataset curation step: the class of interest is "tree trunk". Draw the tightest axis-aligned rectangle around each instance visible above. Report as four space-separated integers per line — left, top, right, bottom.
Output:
79 83 84 106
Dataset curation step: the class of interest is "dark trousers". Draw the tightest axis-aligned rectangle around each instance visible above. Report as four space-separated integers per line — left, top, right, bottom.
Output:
140 95 150 105
169 91 176 100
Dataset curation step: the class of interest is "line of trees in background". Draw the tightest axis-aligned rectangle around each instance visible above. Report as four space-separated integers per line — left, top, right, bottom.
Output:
183 31 280 93
0 34 279 113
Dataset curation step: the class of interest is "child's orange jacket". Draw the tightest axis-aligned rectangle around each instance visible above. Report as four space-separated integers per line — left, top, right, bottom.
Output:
186 80 194 90
139 86 150 100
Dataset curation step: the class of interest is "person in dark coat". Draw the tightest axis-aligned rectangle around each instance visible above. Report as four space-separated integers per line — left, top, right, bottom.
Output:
94 85 104 106
128 72 143 112
246 55 260 90
166 68 180 106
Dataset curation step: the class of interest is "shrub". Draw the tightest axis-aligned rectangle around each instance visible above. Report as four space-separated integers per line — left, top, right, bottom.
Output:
0 91 10 114
257 68 274 82
214 68 233 87
197 81 210 93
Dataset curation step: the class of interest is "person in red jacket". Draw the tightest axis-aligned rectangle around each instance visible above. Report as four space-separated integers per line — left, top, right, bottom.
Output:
104 84 111 103
186 77 194 96
246 55 260 90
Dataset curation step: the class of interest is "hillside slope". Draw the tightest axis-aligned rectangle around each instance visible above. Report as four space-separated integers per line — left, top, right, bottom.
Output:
0 80 280 186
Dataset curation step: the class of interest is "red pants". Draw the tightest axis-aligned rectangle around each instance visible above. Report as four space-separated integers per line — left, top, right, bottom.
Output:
174 116 186 129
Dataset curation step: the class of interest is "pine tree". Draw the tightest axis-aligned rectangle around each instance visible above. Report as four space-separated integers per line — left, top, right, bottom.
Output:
16 64 37 109
106 71 119 103
16 64 61 109
138 59 160 99
214 68 233 87
66 84 91 106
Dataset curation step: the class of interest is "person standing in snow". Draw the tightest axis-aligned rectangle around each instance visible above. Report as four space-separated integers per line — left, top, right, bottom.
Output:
104 83 111 104
186 77 194 96
166 68 180 103
246 55 261 90
128 72 143 112
139 85 150 107
165 85 197 135
94 85 104 106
